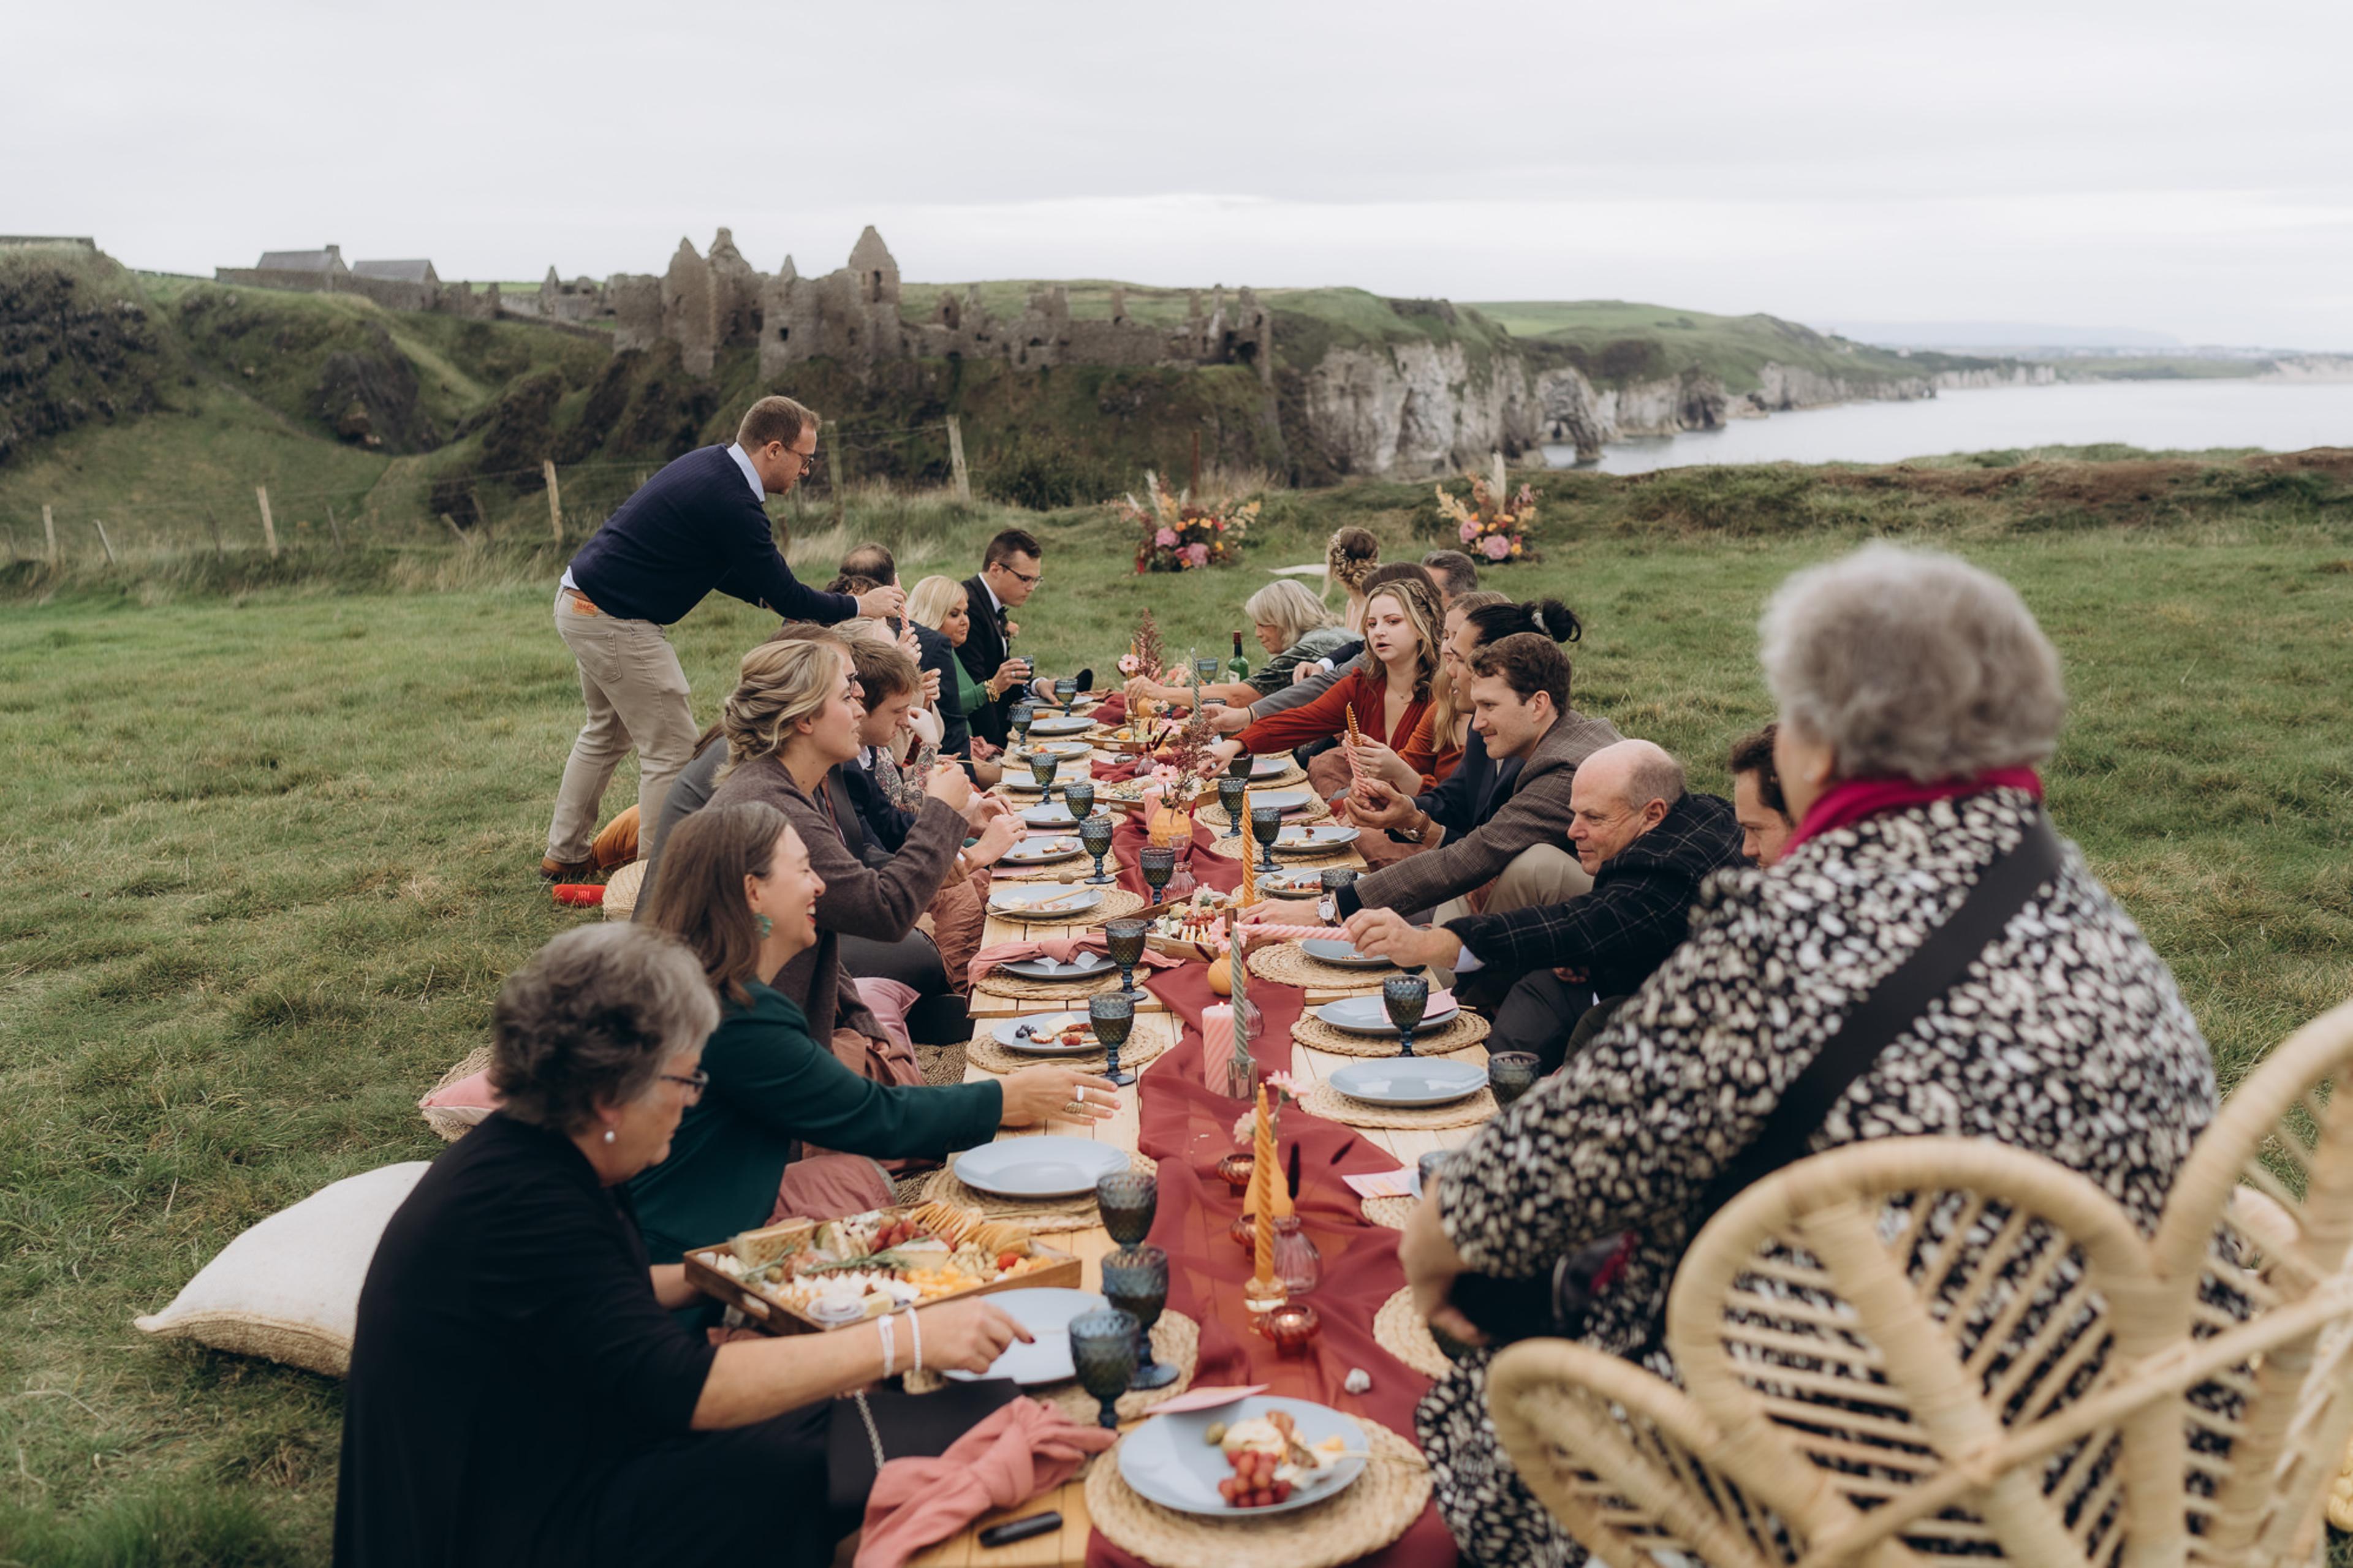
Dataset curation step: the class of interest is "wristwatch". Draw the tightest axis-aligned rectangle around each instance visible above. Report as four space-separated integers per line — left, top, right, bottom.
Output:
1317 893 1338 923
1393 812 1427 844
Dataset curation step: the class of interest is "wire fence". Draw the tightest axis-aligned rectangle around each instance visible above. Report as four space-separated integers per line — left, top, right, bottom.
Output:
0 415 984 567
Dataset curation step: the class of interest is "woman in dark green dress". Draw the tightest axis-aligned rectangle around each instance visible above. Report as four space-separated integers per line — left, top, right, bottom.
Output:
628 801 1118 1264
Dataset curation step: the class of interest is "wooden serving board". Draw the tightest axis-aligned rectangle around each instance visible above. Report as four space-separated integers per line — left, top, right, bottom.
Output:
681 1210 1082 1335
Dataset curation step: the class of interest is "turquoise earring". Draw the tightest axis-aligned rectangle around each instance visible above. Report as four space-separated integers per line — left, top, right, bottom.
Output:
756 913 773 938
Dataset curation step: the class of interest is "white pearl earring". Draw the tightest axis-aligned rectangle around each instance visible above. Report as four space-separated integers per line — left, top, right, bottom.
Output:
603 1129 616 1144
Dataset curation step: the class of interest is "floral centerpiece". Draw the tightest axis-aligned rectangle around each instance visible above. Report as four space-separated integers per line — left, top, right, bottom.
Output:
1116 608 1167 684
1435 474 1539 564
1118 471 1257 574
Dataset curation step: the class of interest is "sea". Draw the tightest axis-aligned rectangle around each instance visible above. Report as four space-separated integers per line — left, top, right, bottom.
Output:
1541 379 2353 473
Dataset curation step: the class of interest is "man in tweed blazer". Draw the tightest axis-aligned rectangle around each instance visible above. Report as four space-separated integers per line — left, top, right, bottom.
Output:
1346 738 1745 1069
1327 633 1620 925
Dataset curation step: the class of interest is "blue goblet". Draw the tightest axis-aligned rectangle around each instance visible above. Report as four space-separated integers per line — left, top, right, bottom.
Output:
1055 676 1079 708
1089 988 1137 1088
1078 812 1116 884
1010 703 1037 746
1102 918 1149 1003
1249 805 1285 874
1100 1246 1178 1391
1062 779 1096 824
1217 775 1248 838
1028 749 1058 810
1069 1309 1140 1428
1384 973 1429 1060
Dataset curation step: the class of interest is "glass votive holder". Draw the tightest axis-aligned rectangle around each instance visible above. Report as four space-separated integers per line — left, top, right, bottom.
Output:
1214 1151 1256 1196
1272 1214 1322 1296
1257 1301 1321 1357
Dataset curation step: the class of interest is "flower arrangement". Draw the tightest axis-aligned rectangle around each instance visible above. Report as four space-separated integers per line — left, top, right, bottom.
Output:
1117 471 1257 574
1434 474 1539 564
1116 608 1167 681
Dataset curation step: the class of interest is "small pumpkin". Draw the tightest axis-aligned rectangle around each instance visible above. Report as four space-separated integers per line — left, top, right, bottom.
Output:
1205 950 1233 996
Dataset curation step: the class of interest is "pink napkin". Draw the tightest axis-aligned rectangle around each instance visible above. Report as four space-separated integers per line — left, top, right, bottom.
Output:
967 933 1181 991
854 1397 1115 1568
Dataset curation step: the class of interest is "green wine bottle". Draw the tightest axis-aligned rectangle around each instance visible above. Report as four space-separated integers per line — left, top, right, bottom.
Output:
1227 631 1251 681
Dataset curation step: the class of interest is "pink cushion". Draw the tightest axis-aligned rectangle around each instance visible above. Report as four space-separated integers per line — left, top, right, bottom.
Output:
854 977 919 1050
423 1069 501 1111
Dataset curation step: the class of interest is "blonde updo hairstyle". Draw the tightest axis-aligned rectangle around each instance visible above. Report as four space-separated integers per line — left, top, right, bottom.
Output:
1325 526 1381 599
722 633 851 766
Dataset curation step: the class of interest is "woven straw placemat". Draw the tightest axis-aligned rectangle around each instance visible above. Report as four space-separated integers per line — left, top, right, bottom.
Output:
1292 1009 1491 1058
420 1045 494 1143
1362 1195 1417 1230
966 1026 1170 1079
1248 941 1395 994
990 852 1099 882
974 968 1135 1005
1374 1286 1453 1380
1206 833 1357 866
1298 1080 1496 1132
919 1149 1159 1233
599 859 645 921
988 887 1147 926
1198 794 1331 830
1086 1414 1431 1568
906 1310 1200 1426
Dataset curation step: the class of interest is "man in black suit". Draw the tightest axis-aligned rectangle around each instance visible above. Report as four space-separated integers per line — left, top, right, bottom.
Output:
957 528 1050 748
837 542 969 758
542 395 898 880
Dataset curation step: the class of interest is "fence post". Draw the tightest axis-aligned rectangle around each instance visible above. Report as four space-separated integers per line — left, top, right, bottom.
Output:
825 422 845 526
93 518 117 564
205 507 224 558
43 504 59 566
326 502 345 550
441 512 468 544
945 415 971 504
544 460 563 543
256 486 279 558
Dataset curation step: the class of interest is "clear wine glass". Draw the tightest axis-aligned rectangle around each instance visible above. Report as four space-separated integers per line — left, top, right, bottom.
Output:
1079 813 1116 884
1102 917 1149 1001
1089 988 1137 1087
1383 973 1429 1060
1216 775 1248 838
1067 1309 1140 1429
1099 1246 1178 1391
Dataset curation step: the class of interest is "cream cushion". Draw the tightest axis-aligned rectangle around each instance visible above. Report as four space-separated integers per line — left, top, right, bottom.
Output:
134 1161 430 1377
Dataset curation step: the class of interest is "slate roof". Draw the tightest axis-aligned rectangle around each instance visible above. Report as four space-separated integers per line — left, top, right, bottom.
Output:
352 259 437 283
257 248 344 273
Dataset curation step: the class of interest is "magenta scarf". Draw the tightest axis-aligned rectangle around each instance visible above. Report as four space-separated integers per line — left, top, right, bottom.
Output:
1784 767 2044 854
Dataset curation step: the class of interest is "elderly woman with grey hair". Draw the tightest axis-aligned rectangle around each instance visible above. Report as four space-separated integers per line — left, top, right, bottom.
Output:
335 923 1029 1568
1407 543 2218 1568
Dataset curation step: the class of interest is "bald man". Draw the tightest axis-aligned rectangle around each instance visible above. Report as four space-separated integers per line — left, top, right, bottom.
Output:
1344 739 1746 1071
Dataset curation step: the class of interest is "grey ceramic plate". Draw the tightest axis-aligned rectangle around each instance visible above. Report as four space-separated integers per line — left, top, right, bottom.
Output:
1026 713 1096 736
1259 868 1326 896
1000 836 1084 865
952 1136 1130 1199
1243 789 1312 815
998 950 1118 980
1021 801 1077 827
1300 937 1391 969
940 1289 1107 1384
993 1012 1103 1055
988 883 1106 917
1316 994 1461 1035
1116 1395 1365 1518
1014 740 1094 760
1328 1058 1487 1107
1250 755 1294 779
1275 824 1361 852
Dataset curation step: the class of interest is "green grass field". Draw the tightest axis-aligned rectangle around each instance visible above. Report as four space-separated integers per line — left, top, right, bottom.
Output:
3 456 2352 1561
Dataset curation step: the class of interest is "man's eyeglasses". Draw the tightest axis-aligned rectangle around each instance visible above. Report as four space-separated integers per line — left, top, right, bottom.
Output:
1000 564 1042 586
775 442 816 479
659 1070 710 1102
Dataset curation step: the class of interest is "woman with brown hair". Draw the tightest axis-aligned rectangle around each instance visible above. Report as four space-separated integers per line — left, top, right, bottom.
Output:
1207 573 1462 790
629 803 1114 1265
1325 525 1382 635
705 637 1017 1064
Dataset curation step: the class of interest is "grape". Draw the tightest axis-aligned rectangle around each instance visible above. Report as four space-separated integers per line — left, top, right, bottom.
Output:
1217 1477 1239 1502
1271 1480 1292 1504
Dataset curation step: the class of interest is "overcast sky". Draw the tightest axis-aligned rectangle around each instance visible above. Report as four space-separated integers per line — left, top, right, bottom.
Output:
12 0 2349 348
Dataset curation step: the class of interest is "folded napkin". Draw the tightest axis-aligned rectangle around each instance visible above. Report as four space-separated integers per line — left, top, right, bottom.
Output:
968 933 1182 990
1343 1168 1417 1201
855 1397 1115 1568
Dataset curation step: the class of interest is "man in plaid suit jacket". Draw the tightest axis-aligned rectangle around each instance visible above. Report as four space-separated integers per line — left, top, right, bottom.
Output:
1346 738 1745 1072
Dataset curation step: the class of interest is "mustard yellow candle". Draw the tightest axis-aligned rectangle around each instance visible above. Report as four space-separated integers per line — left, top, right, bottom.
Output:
1249 1085 1278 1292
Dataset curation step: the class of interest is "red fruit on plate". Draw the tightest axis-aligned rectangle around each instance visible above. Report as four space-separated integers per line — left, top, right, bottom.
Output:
1270 1480 1292 1504
1217 1477 1239 1502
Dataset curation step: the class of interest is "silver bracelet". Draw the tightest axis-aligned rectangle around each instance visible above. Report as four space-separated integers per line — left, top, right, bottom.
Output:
909 1307 924 1373
876 1312 896 1378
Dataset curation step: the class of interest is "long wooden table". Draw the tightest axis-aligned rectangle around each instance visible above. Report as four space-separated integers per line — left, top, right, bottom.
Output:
911 819 1490 1567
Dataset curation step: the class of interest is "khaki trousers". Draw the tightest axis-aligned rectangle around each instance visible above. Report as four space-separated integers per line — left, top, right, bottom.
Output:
545 587 701 864
1426 843 1593 991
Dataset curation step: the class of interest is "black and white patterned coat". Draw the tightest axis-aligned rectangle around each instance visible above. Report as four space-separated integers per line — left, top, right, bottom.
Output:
1417 789 2218 1568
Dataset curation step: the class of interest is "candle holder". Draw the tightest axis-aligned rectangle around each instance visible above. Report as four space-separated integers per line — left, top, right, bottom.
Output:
1257 1301 1320 1356
1062 779 1096 820
1248 805 1284 874
1216 776 1248 838
1089 988 1137 1088
1487 1050 1542 1110
1069 1309 1141 1428
1138 844 1176 906
1100 1246 1178 1391
1102 917 1148 1001
1383 973 1430 1060
1214 1151 1255 1195
1027 750 1059 809
1078 812 1116 884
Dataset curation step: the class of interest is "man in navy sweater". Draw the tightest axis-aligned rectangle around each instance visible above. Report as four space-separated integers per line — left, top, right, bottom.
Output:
541 395 898 879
